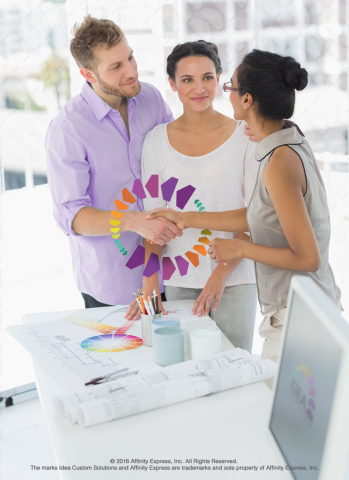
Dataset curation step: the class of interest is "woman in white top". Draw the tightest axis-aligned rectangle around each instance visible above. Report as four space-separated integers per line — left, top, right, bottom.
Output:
141 41 258 350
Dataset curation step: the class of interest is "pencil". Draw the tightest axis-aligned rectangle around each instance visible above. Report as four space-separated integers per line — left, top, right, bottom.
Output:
143 297 151 315
148 297 155 315
134 294 143 313
139 295 145 314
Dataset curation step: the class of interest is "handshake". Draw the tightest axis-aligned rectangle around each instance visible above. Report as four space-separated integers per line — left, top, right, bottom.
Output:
135 208 185 246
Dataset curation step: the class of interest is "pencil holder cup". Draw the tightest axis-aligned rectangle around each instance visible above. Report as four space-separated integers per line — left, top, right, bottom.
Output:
151 317 180 344
153 327 184 367
141 313 162 347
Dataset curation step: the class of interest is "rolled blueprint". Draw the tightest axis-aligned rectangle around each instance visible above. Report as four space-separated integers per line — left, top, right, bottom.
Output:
67 358 276 428
53 348 251 417
53 372 167 417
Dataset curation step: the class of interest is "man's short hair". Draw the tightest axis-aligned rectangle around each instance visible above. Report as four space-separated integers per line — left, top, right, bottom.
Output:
70 15 125 70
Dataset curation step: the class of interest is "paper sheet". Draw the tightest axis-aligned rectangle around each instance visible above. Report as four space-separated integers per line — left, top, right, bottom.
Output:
8 308 161 391
68 355 276 427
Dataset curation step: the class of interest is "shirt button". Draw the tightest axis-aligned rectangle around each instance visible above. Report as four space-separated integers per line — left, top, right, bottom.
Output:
118 121 121 125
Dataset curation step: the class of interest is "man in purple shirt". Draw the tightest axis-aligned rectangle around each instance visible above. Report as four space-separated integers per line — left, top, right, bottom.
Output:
46 15 181 309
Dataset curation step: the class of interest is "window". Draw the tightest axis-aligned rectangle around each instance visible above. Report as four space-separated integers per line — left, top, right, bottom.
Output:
186 2 226 33
304 1 318 25
235 1 249 30
260 0 296 28
338 0 346 25
339 34 347 62
118 7 152 35
33 174 48 186
235 42 249 64
163 4 176 38
339 73 347 91
305 36 324 63
216 43 228 74
4 170 25 190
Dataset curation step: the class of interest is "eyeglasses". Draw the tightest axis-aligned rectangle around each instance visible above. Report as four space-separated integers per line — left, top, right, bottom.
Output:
223 82 240 93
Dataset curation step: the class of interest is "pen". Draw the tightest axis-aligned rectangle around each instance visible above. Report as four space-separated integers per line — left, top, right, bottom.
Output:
151 295 156 313
153 290 159 314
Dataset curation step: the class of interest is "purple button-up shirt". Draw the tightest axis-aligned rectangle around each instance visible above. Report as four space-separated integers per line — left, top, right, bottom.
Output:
46 81 173 305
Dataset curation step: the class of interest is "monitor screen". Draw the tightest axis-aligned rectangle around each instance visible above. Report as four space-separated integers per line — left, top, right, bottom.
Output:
270 290 342 480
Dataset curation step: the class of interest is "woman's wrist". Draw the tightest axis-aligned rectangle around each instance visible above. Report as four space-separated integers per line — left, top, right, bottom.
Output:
212 263 231 281
143 273 159 289
237 238 247 259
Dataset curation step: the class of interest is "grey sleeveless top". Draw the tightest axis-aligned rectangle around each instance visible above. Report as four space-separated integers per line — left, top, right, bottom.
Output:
246 120 341 313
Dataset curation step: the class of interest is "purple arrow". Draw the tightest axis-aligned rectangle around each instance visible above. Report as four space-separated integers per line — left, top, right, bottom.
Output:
132 179 146 199
308 377 314 386
175 255 189 276
161 177 178 202
308 398 316 410
163 257 176 280
145 175 159 198
176 185 196 210
143 253 160 277
125 245 145 269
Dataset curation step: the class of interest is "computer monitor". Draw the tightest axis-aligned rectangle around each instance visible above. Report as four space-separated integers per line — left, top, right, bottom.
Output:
268 276 349 480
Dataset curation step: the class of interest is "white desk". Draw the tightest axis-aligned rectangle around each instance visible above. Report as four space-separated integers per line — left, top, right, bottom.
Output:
25 300 288 480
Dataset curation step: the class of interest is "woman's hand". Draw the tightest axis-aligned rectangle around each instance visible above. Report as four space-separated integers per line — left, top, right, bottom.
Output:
124 282 168 320
124 299 141 320
208 238 243 263
192 274 226 317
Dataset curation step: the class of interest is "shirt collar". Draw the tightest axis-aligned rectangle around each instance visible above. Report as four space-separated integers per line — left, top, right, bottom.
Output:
255 120 305 162
81 81 138 122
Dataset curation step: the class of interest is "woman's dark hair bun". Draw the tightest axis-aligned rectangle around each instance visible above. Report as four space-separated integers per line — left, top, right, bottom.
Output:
237 49 308 120
278 56 308 91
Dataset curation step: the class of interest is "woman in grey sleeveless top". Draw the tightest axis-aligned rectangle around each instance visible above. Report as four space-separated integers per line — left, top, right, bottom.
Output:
149 49 341 363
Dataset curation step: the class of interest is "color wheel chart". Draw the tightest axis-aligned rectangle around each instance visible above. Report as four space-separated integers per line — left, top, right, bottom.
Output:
111 175 213 279
66 317 142 353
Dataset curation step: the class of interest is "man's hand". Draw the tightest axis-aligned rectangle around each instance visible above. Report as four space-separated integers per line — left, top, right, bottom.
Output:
192 274 225 317
244 124 256 142
146 210 186 231
208 238 243 263
126 209 183 246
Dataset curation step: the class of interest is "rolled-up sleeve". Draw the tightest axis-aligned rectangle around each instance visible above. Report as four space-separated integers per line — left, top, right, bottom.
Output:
46 126 91 236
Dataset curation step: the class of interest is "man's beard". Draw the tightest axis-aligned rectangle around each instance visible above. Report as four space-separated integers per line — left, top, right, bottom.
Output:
95 72 141 98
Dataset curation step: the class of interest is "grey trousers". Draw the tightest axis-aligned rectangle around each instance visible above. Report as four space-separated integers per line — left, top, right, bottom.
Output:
165 284 257 352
